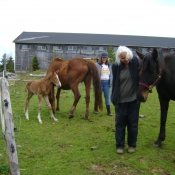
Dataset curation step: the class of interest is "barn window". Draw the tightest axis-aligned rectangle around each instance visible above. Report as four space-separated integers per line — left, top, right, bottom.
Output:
22 45 31 50
84 46 93 51
53 46 62 51
99 46 107 51
68 46 77 50
37 45 47 50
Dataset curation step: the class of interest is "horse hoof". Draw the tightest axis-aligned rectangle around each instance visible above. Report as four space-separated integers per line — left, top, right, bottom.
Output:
69 114 74 118
54 119 58 122
153 143 161 148
82 117 93 122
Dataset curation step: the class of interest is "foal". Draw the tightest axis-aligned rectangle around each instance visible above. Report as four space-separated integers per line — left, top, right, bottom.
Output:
25 71 61 124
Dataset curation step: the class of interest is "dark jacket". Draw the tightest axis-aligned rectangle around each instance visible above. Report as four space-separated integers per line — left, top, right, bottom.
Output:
111 56 139 106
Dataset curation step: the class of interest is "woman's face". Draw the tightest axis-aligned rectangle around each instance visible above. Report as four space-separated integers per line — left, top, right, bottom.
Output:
119 52 130 66
101 57 107 63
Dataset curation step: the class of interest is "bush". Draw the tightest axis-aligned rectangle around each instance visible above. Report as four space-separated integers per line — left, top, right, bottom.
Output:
32 56 39 71
108 46 115 63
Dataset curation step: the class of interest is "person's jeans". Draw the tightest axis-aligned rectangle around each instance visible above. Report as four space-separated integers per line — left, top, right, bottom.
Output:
101 80 110 105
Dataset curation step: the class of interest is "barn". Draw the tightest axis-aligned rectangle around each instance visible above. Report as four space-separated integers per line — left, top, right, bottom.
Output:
13 32 175 72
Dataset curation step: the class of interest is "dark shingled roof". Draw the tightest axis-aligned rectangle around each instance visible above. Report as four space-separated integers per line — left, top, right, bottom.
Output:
13 31 175 48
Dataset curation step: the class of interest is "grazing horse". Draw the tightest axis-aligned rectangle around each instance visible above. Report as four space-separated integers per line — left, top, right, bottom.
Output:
47 57 103 120
136 48 175 147
25 71 61 124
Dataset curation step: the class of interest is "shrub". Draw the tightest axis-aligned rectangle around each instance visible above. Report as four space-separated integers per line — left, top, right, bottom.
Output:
32 56 39 71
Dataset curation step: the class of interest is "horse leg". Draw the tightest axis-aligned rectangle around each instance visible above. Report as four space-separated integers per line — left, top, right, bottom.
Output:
83 75 92 120
69 83 81 118
56 88 61 111
37 94 43 124
44 95 58 122
24 92 33 120
49 84 56 113
154 95 170 147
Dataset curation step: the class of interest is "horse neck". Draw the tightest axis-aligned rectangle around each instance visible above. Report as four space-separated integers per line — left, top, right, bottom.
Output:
41 77 52 89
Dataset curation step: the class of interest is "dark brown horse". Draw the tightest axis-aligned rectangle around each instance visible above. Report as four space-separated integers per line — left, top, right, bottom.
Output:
136 48 175 147
25 71 61 124
47 57 103 120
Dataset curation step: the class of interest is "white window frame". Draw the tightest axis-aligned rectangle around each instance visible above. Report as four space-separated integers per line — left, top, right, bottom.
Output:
84 46 93 51
22 45 31 50
53 46 62 51
37 45 47 50
99 46 107 51
68 46 77 50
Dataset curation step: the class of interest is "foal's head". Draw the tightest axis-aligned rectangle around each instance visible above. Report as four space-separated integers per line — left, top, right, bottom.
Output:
136 48 161 102
47 70 61 87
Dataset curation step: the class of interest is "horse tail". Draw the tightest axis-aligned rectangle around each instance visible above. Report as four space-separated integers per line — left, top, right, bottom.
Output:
25 82 30 93
86 61 103 111
25 87 27 93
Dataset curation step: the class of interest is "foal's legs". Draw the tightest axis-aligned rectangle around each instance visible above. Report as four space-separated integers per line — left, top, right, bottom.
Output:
25 91 33 120
37 94 43 124
43 95 58 122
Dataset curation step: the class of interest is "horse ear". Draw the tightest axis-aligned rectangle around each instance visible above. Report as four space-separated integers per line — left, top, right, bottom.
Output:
56 70 59 74
136 50 144 60
152 48 158 61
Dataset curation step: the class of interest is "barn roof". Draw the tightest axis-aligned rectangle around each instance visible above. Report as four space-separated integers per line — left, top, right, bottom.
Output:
13 31 175 48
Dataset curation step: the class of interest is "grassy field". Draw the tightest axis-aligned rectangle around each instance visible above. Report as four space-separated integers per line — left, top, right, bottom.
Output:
1 71 175 175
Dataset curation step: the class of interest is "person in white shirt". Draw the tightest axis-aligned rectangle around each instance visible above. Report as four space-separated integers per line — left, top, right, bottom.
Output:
95 52 113 116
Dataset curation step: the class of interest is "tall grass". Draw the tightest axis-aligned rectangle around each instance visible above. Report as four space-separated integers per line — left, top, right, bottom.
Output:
0 72 175 175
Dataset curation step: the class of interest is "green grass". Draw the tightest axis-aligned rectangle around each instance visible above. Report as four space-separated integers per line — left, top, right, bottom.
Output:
1 71 175 175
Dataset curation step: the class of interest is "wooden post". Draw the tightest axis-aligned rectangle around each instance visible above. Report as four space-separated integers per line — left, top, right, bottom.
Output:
3 54 7 78
0 77 20 175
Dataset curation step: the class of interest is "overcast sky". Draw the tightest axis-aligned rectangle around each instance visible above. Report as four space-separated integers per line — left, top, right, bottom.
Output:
1 0 175 58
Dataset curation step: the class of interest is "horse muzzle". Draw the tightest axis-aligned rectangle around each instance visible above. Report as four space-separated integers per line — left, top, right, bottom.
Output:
56 82 61 88
137 90 149 102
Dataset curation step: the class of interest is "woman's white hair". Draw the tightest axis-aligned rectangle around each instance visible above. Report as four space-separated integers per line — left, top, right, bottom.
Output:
115 46 133 65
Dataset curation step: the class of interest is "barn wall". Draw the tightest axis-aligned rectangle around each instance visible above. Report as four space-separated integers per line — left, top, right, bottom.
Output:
15 43 173 72
15 44 108 71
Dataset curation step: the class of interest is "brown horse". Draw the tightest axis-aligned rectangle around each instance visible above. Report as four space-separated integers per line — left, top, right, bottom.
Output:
47 57 103 120
24 71 61 124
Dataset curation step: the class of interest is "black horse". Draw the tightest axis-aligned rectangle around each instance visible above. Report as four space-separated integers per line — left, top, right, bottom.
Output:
136 48 175 147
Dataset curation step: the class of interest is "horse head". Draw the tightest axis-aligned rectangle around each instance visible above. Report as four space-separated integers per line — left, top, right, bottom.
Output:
136 48 161 102
51 70 61 88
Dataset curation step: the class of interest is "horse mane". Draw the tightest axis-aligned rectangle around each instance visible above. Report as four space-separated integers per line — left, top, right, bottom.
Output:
53 58 64 62
140 49 164 73
140 53 153 71
157 48 164 69
43 72 52 81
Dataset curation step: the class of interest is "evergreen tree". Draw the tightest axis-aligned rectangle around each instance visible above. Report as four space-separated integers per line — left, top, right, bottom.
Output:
0 55 14 72
108 46 116 63
0 58 4 72
6 57 15 72
32 56 39 71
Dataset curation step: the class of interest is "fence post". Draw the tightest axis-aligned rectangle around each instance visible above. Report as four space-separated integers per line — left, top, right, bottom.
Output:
3 54 7 78
0 77 20 175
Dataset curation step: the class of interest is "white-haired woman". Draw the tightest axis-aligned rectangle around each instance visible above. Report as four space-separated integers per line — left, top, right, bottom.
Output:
111 46 140 154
